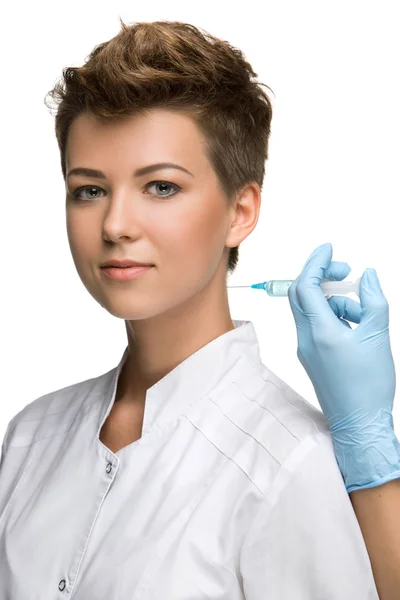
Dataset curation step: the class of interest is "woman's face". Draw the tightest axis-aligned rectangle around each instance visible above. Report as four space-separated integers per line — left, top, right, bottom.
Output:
65 108 259 322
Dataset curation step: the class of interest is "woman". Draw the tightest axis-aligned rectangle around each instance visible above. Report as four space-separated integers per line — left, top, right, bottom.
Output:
0 18 398 599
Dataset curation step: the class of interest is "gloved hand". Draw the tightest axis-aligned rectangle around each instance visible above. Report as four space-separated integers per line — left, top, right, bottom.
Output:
288 242 400 493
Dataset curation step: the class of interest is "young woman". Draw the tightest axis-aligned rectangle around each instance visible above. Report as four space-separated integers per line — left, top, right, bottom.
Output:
0 18 398 599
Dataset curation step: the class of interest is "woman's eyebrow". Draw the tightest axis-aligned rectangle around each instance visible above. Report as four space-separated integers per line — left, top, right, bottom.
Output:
67 163 195 180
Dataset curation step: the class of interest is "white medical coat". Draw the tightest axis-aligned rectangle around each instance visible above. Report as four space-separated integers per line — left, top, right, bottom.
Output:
0 319 379 599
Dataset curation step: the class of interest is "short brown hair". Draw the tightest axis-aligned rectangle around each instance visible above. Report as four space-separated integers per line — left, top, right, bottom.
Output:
45 19 274 274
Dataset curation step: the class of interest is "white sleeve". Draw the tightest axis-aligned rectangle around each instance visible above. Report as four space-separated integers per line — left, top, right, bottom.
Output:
239 437 380 600
0 418 13 471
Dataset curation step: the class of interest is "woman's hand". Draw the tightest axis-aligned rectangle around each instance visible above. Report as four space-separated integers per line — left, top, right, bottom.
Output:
288 242 400 493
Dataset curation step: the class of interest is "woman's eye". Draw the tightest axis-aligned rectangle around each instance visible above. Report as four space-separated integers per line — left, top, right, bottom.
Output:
72 186 104 201
144 181 180 198
71 181 180 202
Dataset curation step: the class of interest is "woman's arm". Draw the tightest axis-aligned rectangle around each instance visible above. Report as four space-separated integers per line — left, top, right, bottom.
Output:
350 479 400 600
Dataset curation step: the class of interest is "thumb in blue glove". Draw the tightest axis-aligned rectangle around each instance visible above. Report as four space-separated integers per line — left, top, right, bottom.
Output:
288 242 400 492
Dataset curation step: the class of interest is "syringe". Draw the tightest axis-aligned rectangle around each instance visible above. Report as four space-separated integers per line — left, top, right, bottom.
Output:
228 277 361 297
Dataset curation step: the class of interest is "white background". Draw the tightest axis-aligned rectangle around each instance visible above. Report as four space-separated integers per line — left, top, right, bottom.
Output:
0 0 399 449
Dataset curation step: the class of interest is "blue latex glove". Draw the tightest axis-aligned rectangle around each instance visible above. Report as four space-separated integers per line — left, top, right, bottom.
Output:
288 242 400 493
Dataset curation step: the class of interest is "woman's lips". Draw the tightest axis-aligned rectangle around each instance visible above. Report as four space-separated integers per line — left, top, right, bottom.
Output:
101 265 153 281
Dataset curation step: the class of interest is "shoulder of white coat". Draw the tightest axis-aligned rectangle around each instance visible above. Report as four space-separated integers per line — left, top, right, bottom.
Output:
190 362 335 497
4 365 116 446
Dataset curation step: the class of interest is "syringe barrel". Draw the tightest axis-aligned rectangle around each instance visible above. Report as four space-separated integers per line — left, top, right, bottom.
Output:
264 277 360 297
265 280 293 296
